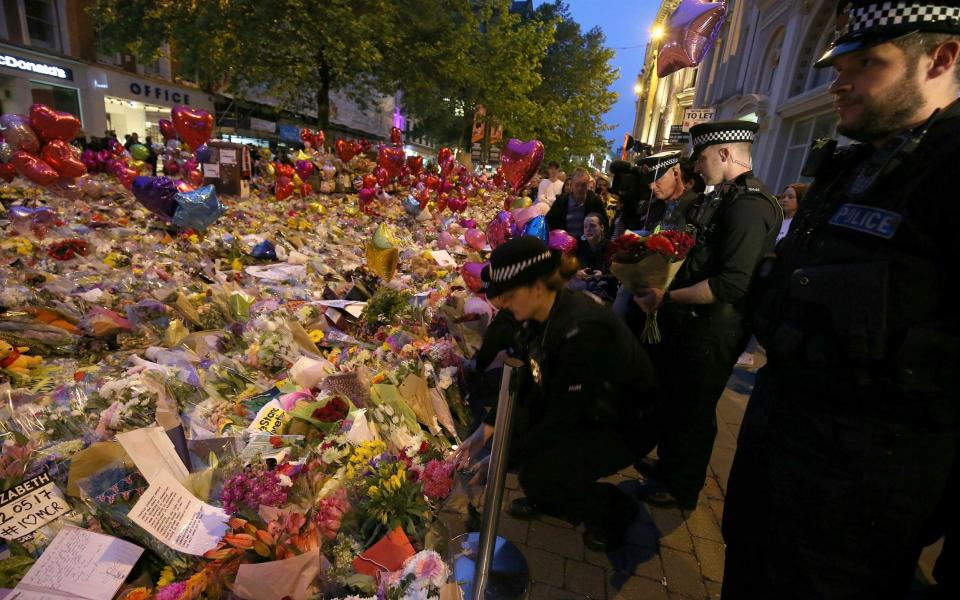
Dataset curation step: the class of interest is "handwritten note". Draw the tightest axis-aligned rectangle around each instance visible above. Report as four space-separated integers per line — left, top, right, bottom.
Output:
202 163 220 178
11 526 142 600
219 148 237 165
128 471 228 556
0 473 72 543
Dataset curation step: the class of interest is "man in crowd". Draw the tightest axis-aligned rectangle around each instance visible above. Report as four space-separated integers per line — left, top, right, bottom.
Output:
722 1 960 597
634 151 699 233
632 121 781 510
546 167 608 239
536 161 564 206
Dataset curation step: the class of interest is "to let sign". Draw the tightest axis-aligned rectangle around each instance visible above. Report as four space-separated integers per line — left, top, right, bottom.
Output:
682 108 716 132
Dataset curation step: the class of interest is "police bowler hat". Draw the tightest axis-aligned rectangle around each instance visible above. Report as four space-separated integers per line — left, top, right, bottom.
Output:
481 237 561 299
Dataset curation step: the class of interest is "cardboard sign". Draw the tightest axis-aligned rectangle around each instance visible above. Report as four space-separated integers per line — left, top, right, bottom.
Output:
0 472 72 543
247 400 291 435
219 148 237 165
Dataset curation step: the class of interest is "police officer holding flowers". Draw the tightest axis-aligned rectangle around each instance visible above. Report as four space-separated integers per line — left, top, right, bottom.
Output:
457 237 658 552
722 1 960 597
632 121 781 510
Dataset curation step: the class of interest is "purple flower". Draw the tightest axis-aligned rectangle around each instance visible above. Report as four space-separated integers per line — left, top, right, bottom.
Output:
220 467 288 514
155 581 187 600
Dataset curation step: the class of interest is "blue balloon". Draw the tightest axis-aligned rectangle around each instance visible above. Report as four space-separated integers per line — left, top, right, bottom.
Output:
521 215 548 242
402 196 420 216
172 184 224 231
250 240 277 260
194 144 213 163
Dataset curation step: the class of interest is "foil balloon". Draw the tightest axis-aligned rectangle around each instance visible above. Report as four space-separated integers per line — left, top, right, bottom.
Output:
0 141 12 163
406 155 423 176
11 150 58 185
501 138 544 193
461 262 488 294
425 175 440 190
439 155 456 178
0 161 17 182
362 174 377 189
176 180 196 193
492 169 505 188
402 196 421 216
8 206 60 239
521 215 549 242
378 145 405 182
295 159 314 180
485 210 516 249
131 175 178 217
657 0 728 78
436 192 448 213
163 159 180 175
437 230 457 249
358 187 377 203
459 218 477 229
437 147 453 166
301 182 313 196
335 139 359 162
512 202 549 228
171 106 213 150
158 118 176 141
187 169 203 186
166 138 181 151
29 104 80 142
115 164 138 189
464 228 486 251
276 176 294 201
390 126 403 146
172 184 224 231
108 138 125 156
548 229 578 255
183 158 198 173
80 148 97 170
251 240 278 260
129 143 150 161
447 194 468 213
194 144 213 163
0 114 40 154
40 139 87 178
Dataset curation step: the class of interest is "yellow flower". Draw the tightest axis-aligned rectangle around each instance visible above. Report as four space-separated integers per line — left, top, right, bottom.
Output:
157 565 176 587
103 252 119 268
189 234 200 244
308 329 325 343
232 258 243 271
368 485 380 496
371 372 387 384
267 215 279 223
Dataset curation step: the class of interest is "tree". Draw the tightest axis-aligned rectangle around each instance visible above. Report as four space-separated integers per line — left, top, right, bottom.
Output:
518 1 618 166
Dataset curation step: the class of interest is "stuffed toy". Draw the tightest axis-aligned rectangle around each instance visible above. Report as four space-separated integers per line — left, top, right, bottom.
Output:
0 340 43 376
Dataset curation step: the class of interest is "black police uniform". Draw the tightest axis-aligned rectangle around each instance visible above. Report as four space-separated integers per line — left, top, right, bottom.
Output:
646 170 781 506
721 91 960 600
485 288 659 541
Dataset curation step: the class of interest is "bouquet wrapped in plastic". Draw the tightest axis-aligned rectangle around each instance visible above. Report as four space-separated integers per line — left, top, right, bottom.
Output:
609 229 695 343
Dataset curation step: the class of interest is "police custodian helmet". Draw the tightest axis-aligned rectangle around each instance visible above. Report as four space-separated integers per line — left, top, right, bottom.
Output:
816 0 960 67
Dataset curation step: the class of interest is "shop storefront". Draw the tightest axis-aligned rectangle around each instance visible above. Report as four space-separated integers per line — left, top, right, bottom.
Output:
0 43 88 130
85 67 215 143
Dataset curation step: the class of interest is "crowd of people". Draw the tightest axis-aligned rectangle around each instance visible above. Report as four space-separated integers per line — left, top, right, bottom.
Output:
458 2 959 598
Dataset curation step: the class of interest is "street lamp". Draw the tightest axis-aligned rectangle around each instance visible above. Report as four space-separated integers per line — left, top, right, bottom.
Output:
634 81 644 96
651 24 666 41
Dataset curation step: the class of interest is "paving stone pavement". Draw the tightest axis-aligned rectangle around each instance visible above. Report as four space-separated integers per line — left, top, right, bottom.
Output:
464 357 944 599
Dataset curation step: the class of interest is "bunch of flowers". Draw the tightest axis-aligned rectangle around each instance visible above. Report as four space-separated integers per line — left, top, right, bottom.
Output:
0 436 39 489
90 374 161 438
243 317 299 373
353 457 432 545
608 228 695 263
419 459 455 501
316 488 350 541
219 464 289 515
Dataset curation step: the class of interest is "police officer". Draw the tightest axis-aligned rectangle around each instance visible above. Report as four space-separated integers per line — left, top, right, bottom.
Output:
722 2 960 597
634 151 699 232
457 237 658 551
632 121 781 509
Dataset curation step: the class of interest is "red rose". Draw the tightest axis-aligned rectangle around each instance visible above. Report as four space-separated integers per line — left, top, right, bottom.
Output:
312 396 350 422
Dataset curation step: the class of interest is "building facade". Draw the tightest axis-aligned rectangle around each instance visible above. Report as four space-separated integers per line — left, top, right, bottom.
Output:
692 0 842 192
631 0 701 152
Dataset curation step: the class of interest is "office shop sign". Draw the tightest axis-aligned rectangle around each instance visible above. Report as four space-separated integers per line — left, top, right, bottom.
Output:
128 81 193 105
0 53 72 81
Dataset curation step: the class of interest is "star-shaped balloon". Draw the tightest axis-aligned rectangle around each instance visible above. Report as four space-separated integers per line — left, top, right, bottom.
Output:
172 184 224 231
657 0 727 78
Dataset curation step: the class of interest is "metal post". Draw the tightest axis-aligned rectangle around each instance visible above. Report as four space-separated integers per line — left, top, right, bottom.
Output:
472 357 524 600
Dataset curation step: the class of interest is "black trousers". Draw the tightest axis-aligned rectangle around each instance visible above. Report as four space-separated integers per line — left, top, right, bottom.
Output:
642 305 745 504
514 424 637 540
722 367 956 599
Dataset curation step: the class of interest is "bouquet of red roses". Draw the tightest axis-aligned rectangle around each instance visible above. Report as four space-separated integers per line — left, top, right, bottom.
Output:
609 229 695 343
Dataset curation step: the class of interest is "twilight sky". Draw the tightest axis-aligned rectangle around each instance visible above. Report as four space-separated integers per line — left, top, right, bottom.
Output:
544 0 660 153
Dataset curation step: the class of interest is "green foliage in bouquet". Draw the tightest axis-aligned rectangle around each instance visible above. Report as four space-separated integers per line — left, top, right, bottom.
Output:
362 288 413 331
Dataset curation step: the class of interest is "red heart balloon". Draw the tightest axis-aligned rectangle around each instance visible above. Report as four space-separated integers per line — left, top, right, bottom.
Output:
362 174 377 189
461 262 488 294
158 118 177 141
187 169 204 186
313 130 325 149
335 139 358 162
29 104 81 142
439 156 456 179
276 176 294 200
11 150 59 185
390 127 403 146
378 145 405 182
359 187 377 203
417 190 431 210
41 139 87 178
406 155 423 176
448 194 468 213
464 227 486 249
0 162 17 182
276 163 295 179
437 147 452 166
163 159 180 175
425 175 440 190
115 164 138 189
171 106 213 150
109 138 125 156
501 139 544 193
301 182 313 196
437 192 449 213
493 169 505 188
300 128 315 143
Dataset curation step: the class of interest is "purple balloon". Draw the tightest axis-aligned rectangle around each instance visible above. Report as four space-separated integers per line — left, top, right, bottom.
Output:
194 144 213 163
132 175 178 217
656 0 727 78
485 210 516 249
459 218 477 229
522 215 549 242
548 229 578 255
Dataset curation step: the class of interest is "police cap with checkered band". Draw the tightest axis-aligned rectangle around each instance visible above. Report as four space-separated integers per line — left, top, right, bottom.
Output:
636 151 683 183
480 236 561 299
817 1 960 67
689 120 759 159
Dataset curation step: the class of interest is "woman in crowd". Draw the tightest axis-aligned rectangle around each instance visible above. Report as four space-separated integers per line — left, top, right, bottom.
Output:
573 212 618 302
776 182 807 244
457 237 658 551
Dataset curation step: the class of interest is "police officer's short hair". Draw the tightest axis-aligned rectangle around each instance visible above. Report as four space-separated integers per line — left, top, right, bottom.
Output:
890 32 960 85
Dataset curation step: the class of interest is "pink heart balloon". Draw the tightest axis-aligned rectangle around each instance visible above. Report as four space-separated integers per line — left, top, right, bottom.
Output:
656 0 728 78
548 229 578 256
500 138 544 193
485 210 516 249
461 262 488 294
512 202 549 228
464 228 486 251
437 231 457 249
447 194 468 213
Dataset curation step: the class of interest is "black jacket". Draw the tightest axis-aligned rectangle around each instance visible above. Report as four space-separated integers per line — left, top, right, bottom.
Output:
546 192 609 233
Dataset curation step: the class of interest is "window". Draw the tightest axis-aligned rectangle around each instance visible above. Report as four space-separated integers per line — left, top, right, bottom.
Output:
776 112 836 190
806 30 836 91
30 81 81 123
24 0 59 50
759 29 785 96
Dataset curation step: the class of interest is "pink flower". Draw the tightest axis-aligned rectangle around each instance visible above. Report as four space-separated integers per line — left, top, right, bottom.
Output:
421 460 454 500
315 488 349 541
154 582 187 600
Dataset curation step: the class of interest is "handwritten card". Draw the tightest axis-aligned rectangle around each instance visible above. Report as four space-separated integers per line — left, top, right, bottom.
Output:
128 471 228 556
0 473 72 543
11 526 142 600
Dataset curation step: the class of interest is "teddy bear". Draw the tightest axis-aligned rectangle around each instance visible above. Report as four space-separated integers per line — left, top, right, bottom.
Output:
0 340 43 376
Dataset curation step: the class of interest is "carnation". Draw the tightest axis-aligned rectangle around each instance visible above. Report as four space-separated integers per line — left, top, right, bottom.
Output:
220 467 289 514
154 581 187 600
421 459 454 500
